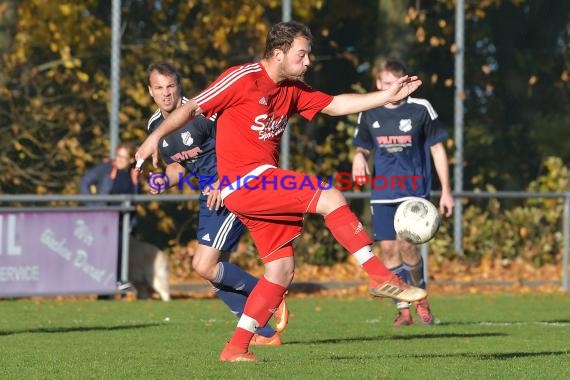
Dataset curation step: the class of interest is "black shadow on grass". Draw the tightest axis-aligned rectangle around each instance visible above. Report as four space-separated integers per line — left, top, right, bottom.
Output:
324 350 570 361
289 282 327 294
286 332 507 345
437 321 517 326
539 319 570 324
438 319 570 326
397 350 570 360
287 280 365 294
0 323 161 336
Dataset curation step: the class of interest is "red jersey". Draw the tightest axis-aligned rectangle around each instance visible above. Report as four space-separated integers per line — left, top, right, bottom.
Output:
194 62 334 185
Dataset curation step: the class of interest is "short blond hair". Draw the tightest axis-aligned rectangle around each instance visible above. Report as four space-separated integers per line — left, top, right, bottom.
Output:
373 60 407 80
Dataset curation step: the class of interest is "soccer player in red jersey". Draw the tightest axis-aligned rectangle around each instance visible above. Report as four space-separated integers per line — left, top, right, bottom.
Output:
136 21 426 362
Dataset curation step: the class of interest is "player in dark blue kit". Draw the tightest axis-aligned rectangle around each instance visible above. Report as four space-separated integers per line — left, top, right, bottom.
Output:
352 60 454 326
146 62 288 344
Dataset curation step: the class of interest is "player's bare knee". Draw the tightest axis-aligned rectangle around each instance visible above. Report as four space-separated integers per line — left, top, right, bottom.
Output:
192 245 221 281
265 270 294 287
264 256 295 287
382 251 400 266
192 256 215 281
400 242 420 265
316 188 347 216
380 240 401 267
281 267 295 283
191 259 205 277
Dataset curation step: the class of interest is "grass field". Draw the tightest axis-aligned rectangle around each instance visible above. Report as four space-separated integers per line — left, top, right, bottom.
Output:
1 294 569 379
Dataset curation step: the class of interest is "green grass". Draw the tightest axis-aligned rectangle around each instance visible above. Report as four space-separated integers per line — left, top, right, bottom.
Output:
1 294 569 379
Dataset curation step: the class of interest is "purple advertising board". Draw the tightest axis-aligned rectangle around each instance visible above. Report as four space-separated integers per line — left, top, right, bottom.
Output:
0 211 119 297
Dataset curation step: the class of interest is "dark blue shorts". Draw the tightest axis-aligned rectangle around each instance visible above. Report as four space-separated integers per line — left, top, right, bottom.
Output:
371 203 399 241
197 199 246 252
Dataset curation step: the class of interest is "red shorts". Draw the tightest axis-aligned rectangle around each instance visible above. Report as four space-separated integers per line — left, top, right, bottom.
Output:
223 168 324 262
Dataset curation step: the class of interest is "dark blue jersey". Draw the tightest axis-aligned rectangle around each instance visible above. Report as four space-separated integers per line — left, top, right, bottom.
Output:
352 97 448 203
147 99 245 251
147 97 217 182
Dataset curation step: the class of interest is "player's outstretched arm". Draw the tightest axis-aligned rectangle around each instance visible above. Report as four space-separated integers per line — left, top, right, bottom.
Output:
135 99 203 167
321 75 422 116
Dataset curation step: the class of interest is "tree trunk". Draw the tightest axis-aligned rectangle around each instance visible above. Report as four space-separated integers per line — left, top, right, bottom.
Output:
0 0 17 85
375 0 415 64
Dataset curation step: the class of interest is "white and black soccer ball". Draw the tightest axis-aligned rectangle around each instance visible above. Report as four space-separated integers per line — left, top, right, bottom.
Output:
394 197 441 244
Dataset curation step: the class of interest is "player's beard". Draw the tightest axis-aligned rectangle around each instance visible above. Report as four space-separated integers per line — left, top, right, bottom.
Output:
280 61 307 81
282 70 306 82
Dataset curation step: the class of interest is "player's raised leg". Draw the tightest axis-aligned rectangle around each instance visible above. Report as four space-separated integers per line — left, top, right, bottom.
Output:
316 188 427 302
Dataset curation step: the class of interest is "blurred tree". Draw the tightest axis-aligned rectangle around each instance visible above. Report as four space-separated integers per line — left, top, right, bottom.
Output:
0 0 324 194
0 1 17 73
406 0 570 190
0 0 110 195
0 0 17 128
373 0 416 63
0 0 322 250
2 0 570 264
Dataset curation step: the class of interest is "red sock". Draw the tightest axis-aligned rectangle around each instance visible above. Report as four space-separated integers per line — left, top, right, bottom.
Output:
325 205 391 278
362 257 391 279
229 277 287 350
324 204 372 253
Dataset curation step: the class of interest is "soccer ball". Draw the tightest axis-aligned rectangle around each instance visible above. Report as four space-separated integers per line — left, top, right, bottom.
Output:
394 197 441 244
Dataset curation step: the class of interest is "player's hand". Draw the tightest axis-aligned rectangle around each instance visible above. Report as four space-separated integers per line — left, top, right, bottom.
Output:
352 151 370 187
203 180 223 210
439 191 455 218
386 75 423 103
135 135 160 170
179 147 202 161
148 172 169 195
